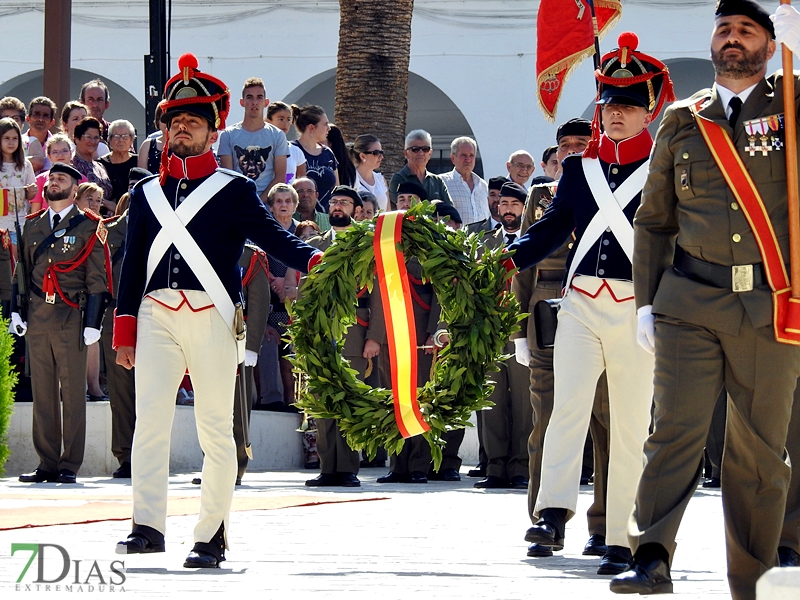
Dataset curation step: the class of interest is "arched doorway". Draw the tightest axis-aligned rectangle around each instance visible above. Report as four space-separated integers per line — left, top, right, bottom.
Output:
285 70 481 176
0 69 146 139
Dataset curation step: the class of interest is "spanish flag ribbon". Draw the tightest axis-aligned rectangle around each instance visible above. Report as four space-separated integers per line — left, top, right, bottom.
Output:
374 212 430 438
0 188 14 216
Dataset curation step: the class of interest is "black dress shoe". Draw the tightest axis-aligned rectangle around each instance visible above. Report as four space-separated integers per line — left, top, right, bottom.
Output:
55 469 77 484
439 468 461 481
409 471 428 483
338 473 361 487
597 545 633 575
467 464 486 478
610 551 672 594
376 471 410 484
305 473 339 487
509 475 529 489
527 543 554 557
701 477 721 488
19 468 57 483
779 546 800 567
235 477 242 486
113 462 131 479
304 461 320 470
583 534 608 556
474 475 509 489
184 523 225 569
524 508 567 551
191 477 202 485
116 526 165 555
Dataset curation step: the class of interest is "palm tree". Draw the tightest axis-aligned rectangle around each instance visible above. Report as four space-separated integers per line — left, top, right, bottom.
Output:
334 0 414 179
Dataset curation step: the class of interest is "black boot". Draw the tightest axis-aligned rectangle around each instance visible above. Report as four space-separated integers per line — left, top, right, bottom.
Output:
184 523 226 568
524 508 567 551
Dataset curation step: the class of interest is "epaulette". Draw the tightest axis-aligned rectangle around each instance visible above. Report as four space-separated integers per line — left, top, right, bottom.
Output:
216 167 247 180
82 208 102 221
26 207 47 220
672 88 713 109
244 242 267 258
131 174 158 191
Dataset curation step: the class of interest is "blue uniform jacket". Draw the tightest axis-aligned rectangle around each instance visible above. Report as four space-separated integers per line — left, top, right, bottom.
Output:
116 160 317 345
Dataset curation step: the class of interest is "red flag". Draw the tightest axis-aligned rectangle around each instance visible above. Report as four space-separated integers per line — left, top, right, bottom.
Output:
536 0 622 122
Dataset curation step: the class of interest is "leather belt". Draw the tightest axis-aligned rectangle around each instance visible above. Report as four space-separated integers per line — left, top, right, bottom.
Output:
537 269 565 282
30 283 82 305
674 246 765 292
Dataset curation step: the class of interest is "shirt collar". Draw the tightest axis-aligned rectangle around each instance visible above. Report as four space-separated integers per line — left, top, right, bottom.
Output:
166 150 218 180
716 82 759 117
49 204 74 227
597 128 653 165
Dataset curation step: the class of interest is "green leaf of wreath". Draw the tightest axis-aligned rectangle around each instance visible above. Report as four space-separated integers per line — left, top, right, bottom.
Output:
289 202 521 469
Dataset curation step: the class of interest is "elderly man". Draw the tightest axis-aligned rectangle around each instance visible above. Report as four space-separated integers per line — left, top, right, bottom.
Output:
440 136 490 228
292 177 330 231
388 130 452 208
24 97 57 174
611 3 800 597
506 150 536 189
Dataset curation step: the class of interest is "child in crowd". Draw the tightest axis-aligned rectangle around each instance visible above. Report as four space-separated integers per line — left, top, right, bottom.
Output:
266 101 306 184
0 117 37 243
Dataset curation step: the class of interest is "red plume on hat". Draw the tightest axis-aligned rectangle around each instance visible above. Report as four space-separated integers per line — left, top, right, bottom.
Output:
584 32 676 159
157 53 231 183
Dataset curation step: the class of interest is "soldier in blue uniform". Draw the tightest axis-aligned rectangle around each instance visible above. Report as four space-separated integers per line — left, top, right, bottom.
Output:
506 33 674 575
113 53 321 568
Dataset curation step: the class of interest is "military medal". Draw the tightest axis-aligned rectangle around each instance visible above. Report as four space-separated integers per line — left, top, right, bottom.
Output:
61 235 76 253
743 118 771 156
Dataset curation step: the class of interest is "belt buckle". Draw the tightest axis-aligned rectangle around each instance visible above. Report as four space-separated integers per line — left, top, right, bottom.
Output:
732 264 754 292
45 292 56 304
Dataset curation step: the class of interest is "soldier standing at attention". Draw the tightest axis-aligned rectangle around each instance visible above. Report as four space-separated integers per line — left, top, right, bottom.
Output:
113 54 320 567
612 2 800 597
507 33 675 575
13 162 109 484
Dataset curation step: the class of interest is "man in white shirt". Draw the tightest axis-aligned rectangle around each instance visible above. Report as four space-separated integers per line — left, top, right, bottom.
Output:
440 137 490 228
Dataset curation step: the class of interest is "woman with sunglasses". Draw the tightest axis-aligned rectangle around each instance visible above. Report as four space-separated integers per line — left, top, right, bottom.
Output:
388 129 451 209
349 134 388 212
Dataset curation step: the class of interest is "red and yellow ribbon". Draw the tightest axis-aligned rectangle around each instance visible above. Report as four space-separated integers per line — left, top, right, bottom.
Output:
374 212 430 438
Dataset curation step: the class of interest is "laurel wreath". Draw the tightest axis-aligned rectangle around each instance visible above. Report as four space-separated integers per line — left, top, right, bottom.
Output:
288 202 521 468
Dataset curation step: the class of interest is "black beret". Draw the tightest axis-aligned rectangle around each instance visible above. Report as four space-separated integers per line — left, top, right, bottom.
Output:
49 163 82 182
432 201 462 224
500 182 527 203
129 167 152 182
330 185 362 207
396 181 428 201
488 176 508 192
556 118 592 142
715 0 775 38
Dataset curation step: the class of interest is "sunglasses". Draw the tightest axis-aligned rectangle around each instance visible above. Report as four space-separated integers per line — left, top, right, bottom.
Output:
407 146 431 153
364 150 384 156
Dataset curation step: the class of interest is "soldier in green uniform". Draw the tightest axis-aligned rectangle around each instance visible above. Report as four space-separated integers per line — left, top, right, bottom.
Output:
304 186 385 488
612 2 800 597
14 163 109 484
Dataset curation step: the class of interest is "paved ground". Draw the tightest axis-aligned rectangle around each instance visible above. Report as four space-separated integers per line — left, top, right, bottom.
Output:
0 468 731 598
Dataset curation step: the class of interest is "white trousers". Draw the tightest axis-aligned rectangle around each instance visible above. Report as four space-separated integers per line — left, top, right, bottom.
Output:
131 290 238 545
534 279 654 547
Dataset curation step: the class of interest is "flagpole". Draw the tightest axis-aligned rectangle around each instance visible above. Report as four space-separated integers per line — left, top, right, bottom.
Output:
588 0 602 71
782 0 800 296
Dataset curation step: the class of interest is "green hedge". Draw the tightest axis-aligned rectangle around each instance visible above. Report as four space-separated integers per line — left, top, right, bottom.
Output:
0 320 17 477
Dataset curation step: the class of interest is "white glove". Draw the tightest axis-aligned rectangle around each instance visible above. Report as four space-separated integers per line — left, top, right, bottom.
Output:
9 312 26 336
244 349 259 367
83 327 101 346
773 5 800 58
636 305 656 355
513 338 531 366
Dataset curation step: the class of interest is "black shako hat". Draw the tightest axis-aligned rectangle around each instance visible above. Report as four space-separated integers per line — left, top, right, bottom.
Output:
500 182 527 203
330 185 363 208
715 0 775 39
396 181 428 201
49 162 82 182
596 32 674 112
159 53 231 130
556 118 592 142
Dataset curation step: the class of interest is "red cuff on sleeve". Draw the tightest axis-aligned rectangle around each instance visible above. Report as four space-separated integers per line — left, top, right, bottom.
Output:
112 311 137 350
308 251 323 273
